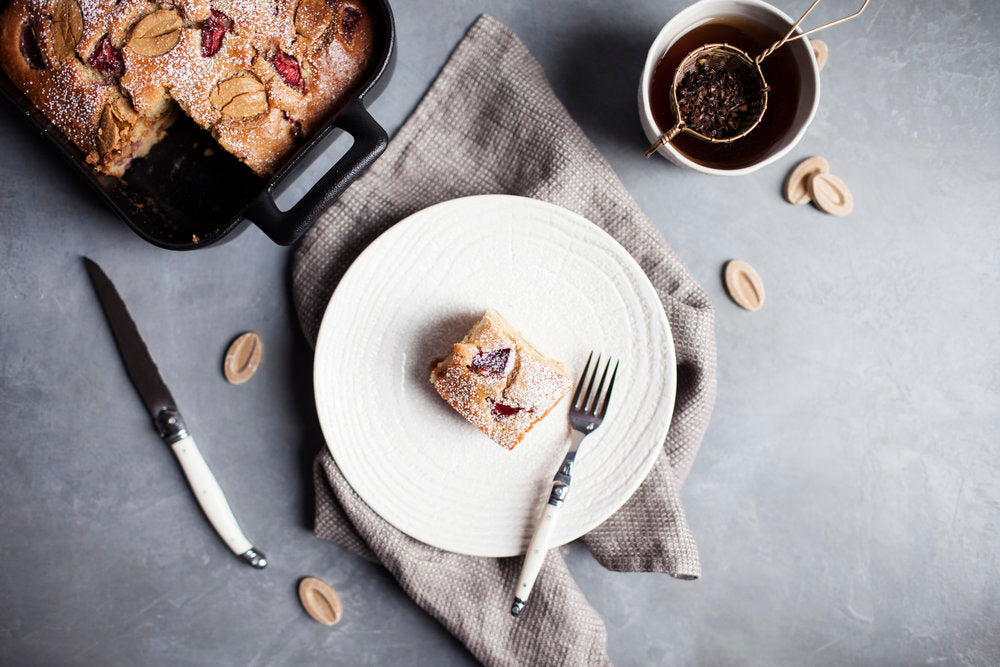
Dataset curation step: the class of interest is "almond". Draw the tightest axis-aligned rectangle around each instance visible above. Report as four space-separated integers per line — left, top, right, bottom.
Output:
210 73 268 118
724 260 765 311
294 0 333 42
298 576 343 626
96 95 137 156
223 332 263 385
128 9 183 58
783 156 829 205
811 39 828 71
807 172 853 216
50 0 84 61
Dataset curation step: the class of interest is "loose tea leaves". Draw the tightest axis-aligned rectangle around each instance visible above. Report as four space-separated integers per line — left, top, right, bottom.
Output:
677 59 752 139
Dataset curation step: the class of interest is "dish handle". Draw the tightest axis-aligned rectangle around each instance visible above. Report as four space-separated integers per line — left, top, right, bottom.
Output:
244 100 388 246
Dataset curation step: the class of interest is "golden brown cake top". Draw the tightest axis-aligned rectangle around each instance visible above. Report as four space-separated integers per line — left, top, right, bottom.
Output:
0 1 116 156
1 0 375 176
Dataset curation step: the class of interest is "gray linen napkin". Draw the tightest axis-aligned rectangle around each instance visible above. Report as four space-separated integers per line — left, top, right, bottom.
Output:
292 14 717 666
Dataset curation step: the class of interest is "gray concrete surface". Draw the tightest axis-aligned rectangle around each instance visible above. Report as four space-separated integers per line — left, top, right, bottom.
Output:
2 1 998 665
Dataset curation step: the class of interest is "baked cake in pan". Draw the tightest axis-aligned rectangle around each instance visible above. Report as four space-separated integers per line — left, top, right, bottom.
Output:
0 0 373 177
430 310 572 450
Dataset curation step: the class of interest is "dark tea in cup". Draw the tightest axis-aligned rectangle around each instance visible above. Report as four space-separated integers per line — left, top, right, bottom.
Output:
648 16 803 170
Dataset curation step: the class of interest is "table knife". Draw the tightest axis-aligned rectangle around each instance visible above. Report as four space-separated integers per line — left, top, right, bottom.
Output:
83 257 267 569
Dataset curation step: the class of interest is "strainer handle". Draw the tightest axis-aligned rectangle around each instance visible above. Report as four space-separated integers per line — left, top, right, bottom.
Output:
643 123 684 158
757 0 869 64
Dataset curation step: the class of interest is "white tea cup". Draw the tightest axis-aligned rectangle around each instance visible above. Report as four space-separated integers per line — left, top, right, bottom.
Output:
638 0 821 176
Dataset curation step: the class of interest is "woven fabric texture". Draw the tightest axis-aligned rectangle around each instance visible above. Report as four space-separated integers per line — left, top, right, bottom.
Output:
294 15 717 666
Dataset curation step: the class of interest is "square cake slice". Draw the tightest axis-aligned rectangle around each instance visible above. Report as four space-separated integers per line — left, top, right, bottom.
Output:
430 310 572 450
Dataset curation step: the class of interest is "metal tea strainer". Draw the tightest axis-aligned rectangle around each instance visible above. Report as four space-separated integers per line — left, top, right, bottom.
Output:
643 0 869 158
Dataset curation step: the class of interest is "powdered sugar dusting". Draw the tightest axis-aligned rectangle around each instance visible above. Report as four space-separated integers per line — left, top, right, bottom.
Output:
431 310 572 450
2 0 375 175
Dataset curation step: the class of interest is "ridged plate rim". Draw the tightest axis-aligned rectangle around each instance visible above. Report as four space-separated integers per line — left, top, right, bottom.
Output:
313 195 676 556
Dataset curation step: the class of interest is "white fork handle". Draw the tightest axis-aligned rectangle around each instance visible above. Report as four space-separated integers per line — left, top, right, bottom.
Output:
511 431 585 617
512 501 564 613
170 435 267 568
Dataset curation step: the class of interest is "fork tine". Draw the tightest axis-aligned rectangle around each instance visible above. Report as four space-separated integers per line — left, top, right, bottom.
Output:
571 351 593 410
580 354 601 411
588 357 612 414
597 361 619 418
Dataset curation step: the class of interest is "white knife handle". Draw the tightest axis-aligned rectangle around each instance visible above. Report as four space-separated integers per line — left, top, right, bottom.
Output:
170 435 267 568
511 501 563 615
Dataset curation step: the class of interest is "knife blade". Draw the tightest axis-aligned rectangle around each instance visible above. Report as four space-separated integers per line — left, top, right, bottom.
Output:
83 257 267 569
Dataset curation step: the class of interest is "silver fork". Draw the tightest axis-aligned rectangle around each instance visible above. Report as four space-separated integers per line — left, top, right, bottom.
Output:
510 352 619 617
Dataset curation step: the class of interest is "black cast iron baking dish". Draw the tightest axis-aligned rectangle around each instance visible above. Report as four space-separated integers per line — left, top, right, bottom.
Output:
0 0 394 250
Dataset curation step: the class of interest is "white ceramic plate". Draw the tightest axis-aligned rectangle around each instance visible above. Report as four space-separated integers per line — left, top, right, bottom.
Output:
313 195 676 557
